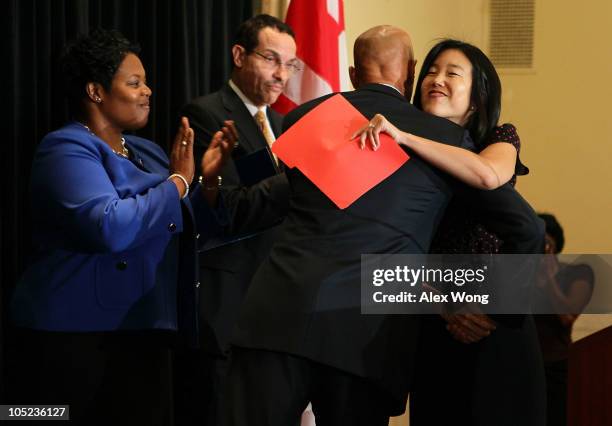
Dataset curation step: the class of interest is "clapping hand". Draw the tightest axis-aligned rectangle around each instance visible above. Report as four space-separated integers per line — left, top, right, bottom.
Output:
201 120 238 182
169 117 195 197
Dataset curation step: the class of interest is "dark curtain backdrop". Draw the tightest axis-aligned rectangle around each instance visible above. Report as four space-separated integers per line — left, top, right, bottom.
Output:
1 0 252 399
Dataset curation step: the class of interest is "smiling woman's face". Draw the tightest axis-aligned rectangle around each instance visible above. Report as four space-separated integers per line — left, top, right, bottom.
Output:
98 53 152 131
420 48 473 126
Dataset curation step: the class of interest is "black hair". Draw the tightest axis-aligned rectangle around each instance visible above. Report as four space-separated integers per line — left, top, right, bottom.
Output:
413 39 501 147
60 28 140 115
233 14 295 53
538 213 565 253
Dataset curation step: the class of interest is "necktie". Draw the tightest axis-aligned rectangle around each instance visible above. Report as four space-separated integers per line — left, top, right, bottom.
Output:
255 109 278 164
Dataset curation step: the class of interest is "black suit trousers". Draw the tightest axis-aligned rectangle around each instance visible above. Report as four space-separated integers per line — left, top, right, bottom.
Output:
222 347 392 426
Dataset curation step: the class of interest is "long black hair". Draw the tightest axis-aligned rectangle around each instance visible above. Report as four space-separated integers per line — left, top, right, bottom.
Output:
413 39 501 147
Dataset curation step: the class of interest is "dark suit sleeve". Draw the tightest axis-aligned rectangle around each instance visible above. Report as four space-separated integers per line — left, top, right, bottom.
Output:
467 184 544 254
459 129 476 151
221 173 290 236
463 184 545 327
453 125 543 252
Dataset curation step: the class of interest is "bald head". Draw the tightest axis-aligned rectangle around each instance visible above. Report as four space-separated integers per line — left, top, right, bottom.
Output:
350 25 416 98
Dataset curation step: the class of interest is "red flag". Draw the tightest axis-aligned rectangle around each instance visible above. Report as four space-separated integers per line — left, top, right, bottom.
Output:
273 0 349 114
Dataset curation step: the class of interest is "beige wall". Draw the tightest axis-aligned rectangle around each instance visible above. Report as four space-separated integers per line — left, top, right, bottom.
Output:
345 0 486 67
500 0 612 254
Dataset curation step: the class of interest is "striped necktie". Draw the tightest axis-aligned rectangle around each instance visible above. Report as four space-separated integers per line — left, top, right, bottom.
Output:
254 108 278 164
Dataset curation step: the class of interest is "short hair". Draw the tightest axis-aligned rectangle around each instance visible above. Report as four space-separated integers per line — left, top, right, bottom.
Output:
538 213 565 253
60 28 140 115
413 39 502 147
233 14 295 53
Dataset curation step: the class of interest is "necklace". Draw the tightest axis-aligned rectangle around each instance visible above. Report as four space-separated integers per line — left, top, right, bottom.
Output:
114 138 130 158
78 122 130 158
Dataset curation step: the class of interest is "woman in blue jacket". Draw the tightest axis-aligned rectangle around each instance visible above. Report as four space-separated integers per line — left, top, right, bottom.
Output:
9 29 235 425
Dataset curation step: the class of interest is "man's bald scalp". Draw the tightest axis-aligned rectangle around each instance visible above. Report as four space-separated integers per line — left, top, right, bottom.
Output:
350 25 415 96
354 25 413 69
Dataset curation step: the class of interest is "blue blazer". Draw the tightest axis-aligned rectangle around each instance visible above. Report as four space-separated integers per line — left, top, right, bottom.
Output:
11 122 221 335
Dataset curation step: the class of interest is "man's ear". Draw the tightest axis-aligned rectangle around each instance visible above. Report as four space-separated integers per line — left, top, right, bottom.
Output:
232 44 246 68
86 82 103 104
349 66 358 89
404 59 417 101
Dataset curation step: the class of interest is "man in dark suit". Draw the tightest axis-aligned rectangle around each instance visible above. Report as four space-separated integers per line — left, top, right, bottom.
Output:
222 26 544 426
173 15 296 426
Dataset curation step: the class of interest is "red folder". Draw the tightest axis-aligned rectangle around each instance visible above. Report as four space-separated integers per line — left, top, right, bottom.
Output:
272 94 409 209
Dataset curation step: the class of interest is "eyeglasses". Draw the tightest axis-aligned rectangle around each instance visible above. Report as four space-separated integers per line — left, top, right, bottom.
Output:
250 50 302 74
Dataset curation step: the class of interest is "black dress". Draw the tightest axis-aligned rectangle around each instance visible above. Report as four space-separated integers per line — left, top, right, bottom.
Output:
410 124 547 426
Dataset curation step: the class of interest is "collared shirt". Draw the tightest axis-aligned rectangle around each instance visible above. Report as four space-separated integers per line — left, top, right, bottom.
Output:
379 83 404 96
228 79 276 142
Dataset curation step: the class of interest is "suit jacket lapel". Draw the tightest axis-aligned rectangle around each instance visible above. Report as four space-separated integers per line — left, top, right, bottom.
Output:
268 107 283 138
220 84 268 154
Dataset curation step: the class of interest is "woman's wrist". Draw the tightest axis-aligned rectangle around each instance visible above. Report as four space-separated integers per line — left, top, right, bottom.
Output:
398 131 413 146
168 173 190 199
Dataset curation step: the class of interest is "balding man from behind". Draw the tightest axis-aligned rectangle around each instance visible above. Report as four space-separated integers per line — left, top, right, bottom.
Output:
222 26 542 426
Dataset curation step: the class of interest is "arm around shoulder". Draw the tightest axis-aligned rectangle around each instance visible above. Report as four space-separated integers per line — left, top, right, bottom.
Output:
467 183 545 254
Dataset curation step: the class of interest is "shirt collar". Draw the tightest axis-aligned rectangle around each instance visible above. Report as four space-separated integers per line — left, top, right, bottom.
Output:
379 83 404 96
229 79 267 116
